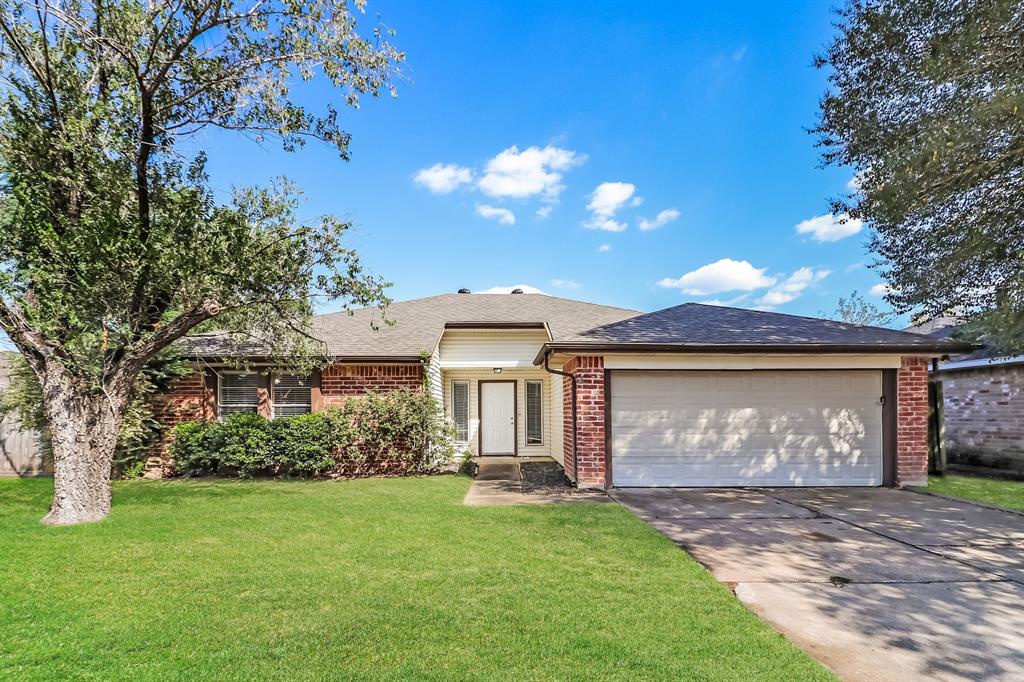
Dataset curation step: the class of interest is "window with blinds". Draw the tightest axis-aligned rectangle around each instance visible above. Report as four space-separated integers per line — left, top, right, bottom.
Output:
526 380 542 445
272 375 312 417
219 373 259 417
452 381 469 442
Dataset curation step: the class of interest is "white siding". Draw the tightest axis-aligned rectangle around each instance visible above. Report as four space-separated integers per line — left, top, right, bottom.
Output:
438 330 550 369
603 354 903 370
443 368 561 459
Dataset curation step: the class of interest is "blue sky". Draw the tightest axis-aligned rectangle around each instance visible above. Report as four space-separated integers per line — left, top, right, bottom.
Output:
199 0 894 320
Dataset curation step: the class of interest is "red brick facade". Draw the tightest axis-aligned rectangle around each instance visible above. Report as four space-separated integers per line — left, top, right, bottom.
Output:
145 371 211 476
896 356 930 486
146 363 423 476
559 354 936 489
561 356 605 488
320 364 423 406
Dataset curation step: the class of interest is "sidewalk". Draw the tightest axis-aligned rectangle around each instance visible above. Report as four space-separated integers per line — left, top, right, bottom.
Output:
463 457 608 506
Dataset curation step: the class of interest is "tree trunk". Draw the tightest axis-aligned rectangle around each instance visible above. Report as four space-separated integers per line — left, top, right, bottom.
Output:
40 376 127 526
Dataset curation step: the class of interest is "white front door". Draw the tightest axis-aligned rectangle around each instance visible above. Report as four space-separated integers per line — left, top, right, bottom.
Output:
480 381 516 454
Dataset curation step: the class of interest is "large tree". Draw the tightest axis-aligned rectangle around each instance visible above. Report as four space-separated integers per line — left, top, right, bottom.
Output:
0 0 403 524
814 0 1023 351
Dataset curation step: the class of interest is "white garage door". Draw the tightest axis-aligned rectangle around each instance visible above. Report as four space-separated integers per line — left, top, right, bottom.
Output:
610 370 883 487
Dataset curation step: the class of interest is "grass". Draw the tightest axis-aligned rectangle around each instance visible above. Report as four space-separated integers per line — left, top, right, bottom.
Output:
0 476 832 681
922 473 1024 512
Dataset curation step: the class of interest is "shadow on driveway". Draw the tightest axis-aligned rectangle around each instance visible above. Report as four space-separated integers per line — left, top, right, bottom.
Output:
612 487 1024 682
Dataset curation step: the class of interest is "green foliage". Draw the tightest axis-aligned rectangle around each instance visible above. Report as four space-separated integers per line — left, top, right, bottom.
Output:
814 0 1023 352
457 449 477 477
170 390 453 478
0 0 403 411
819 290 895 327
0 351 189 477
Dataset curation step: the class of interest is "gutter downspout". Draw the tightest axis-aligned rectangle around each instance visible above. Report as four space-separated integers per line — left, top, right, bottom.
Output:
543 349 578 485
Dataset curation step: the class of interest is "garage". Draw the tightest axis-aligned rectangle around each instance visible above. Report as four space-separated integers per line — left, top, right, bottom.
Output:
609 370 884 487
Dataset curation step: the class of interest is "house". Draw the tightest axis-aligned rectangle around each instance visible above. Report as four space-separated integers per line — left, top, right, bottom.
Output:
906 318 1024 478
152 291 971 488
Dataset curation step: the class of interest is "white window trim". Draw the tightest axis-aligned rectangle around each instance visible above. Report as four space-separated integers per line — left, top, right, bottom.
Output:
525 379 543 446
451 380 470 443
217 370 260 419
270 373 312 418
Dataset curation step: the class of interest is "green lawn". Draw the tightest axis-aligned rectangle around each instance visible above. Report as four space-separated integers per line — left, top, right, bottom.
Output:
922 473 1024 512
0 476 831 681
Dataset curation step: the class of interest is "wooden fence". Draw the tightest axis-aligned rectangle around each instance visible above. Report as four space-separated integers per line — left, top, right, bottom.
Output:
0 357 49 477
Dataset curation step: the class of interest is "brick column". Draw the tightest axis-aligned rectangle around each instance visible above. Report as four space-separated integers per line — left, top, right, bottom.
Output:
897 356 930 485
561 356 606 488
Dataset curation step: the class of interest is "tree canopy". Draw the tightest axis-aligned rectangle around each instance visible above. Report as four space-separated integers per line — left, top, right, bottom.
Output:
0 0 404 523
814 0 1023 351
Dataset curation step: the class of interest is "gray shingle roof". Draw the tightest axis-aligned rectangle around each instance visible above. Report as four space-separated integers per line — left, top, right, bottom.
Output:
547 303 975 353
188 293 641 359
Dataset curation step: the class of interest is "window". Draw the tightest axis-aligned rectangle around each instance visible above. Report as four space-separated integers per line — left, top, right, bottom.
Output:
526 380 543 445
272 375 312 417
219 373 259 417
452 381 469 442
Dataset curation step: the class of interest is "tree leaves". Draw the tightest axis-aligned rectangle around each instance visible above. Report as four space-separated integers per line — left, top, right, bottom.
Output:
814 0 1023 352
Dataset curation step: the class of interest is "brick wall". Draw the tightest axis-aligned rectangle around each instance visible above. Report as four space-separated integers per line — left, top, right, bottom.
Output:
897 356 930 485
145 371 211 477
561 356 606 488
940 364 1024 474
146 363 423 477
320 364 423 406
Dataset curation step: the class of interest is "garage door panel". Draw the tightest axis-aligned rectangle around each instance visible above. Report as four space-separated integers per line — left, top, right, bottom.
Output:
611 370 883 487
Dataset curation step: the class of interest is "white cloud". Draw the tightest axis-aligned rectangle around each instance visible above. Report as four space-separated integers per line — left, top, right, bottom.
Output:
869 283 891 297
755 267 830 307
847 171 864 191
477 145 584 201
732 45 747 61
535 205 553 219
638 208 681 231
845 261 866 273
478 284 547 294
413 163 473 194
630 196 644 207
598 244 612 253
795 212 864 243
585 218 628 232
658 258 776 296
476 204 515 225
698 294 749 307
550 278 581 290
584 181 636 231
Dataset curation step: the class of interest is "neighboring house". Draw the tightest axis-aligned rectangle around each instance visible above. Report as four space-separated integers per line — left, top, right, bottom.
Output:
906 318 1024 477
151 291 970 488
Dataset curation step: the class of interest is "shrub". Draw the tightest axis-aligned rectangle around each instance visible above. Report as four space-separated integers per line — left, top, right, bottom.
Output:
271 413 335 476
169 419 223 475
169 389 454 478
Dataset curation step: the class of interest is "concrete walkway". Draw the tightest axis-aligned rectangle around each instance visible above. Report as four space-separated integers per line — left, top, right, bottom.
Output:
612 487 1024 682
463 457 608 506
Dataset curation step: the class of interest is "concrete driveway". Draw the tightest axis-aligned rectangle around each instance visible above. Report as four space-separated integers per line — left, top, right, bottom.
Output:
611 487 1024 682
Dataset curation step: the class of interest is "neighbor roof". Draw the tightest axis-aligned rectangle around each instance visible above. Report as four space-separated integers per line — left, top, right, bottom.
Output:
539 303 976 358
188 293 641 360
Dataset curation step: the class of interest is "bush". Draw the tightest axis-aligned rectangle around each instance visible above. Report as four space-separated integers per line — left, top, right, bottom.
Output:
169 390 454 478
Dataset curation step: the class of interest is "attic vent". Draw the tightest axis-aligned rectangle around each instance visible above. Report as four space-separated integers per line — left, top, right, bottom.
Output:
511 288 524 294
457 288 471 294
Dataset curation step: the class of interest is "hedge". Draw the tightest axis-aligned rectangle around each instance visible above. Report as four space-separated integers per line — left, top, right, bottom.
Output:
169 389 454 478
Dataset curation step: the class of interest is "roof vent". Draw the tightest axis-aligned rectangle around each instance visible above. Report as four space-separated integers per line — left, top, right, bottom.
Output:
457 288 471 294
510 288 524 294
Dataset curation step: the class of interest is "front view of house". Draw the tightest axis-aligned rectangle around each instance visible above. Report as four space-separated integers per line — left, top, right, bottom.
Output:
153 291 970 488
